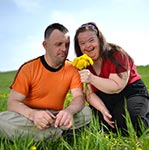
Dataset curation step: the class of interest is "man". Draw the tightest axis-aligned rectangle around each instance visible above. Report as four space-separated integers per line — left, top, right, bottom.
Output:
0 23 91 142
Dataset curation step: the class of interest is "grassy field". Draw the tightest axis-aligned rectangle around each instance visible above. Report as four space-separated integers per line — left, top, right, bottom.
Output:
0 66 149 150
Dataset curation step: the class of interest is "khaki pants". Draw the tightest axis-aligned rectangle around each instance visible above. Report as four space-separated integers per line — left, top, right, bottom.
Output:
0 106 92 142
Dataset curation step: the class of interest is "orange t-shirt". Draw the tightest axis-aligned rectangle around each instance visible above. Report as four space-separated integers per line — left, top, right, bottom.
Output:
10 56 82 110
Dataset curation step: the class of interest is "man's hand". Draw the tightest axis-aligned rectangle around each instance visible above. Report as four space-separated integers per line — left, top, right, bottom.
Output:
54 109 73 129
31 110 56 130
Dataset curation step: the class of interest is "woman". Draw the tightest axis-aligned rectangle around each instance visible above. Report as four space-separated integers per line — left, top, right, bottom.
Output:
74 22 149 135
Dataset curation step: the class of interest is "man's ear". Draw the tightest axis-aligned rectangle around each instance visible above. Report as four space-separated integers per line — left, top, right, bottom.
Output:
42 41 47 49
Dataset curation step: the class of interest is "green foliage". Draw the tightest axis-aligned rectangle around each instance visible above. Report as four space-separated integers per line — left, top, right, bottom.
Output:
137 66 149 90
0 71 17 111
0 66 149 149
0 71 16 93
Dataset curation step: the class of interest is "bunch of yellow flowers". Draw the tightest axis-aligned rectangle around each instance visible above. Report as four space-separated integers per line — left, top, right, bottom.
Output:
72 54 94 70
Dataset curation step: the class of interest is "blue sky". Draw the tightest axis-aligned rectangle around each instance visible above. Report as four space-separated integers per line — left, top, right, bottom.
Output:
0 0 149 71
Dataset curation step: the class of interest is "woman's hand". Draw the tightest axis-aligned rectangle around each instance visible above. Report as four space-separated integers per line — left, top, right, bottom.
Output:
101 109 115 128
86 85 115 128
79 69 92 83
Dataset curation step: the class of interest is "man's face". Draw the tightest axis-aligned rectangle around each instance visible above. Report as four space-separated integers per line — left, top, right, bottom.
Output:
43 29 70 66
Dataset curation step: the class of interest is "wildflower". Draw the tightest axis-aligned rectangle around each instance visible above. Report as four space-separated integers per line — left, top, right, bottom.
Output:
72 54 94 92
0 93 9 98
31 146 37 150
136 147 142 150
105 135 109 140
72 54 94 70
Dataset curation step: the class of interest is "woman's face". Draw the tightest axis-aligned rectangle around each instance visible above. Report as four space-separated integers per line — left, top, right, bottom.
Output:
77 30 100 61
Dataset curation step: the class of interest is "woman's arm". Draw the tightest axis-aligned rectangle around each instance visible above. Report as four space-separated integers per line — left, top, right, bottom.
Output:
86 85 114 128
79 69 130 94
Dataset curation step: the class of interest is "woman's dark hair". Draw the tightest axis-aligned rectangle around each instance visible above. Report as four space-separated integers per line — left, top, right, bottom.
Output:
44 23 69 39
74 22 134 77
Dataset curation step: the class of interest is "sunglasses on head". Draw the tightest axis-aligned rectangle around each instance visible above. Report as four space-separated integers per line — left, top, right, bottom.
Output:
80 23 98 33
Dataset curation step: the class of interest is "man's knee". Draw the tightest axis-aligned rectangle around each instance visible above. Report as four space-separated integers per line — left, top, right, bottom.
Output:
73 106 92 129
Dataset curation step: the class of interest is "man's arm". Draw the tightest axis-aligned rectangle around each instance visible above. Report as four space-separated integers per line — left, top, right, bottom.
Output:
8 89 56 130
65 88 85 115
8 89 33 119
54 88 85 128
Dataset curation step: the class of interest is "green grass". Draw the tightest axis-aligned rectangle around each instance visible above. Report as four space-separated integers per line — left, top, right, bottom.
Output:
137 66 149 90
0 71 17 111
0 66 149 150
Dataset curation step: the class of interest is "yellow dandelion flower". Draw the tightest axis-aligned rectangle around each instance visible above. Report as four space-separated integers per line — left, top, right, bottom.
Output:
136 147 142 150
72 54 94 70
83 54 94 65
76 59 87 70
31 146 37 150
105 135 109 140
72 57 79 67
